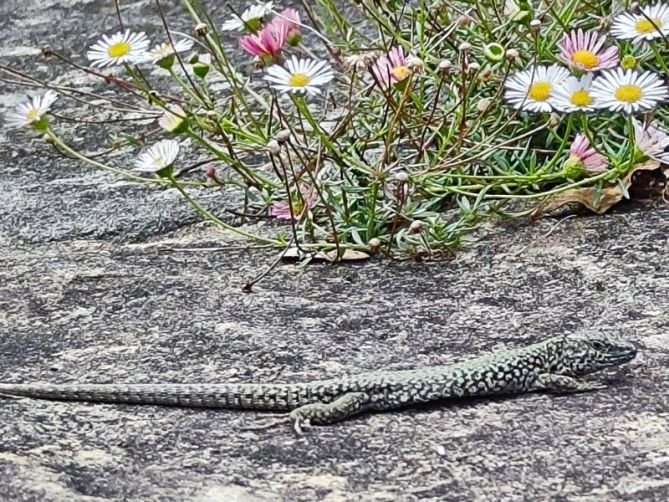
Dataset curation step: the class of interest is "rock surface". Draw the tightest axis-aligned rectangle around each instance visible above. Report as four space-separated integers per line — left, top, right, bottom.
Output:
1 1 668 501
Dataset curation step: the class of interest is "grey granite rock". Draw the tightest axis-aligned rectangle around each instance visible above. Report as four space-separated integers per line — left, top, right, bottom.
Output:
1 1 668 501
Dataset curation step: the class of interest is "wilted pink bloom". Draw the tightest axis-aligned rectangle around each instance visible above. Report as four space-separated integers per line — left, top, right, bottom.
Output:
372 46 412 85
240 21 288 61
271 186 317 221
633 117 669 164
565 133 608 175
558 29 618 72
272 8 301 46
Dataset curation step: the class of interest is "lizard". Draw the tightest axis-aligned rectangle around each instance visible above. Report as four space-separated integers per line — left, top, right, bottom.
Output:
0 331 637 433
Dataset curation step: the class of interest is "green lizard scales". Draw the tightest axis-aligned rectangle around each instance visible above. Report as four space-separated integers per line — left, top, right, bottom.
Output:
0 331 636 433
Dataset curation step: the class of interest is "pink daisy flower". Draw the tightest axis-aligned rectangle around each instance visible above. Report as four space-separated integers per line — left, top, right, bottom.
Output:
564 133 608 176
558 29 619 72
272 8 301 46
371 46 412 85
240 21 288 61
271 186 317 221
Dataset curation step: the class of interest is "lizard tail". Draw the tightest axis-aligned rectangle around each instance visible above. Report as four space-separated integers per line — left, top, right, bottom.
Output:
0 382 305 410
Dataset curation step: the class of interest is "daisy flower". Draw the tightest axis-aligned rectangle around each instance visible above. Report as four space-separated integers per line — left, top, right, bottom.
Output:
633 118 669 164
563 134 608 177
372 46 412 85
6 90 59 130
139 39 194 65
271 185 317 221
504 65 570 112
87 30 150 68
264 56 334 96
590 68 669 114
135 139 180 173
240 22 288 61
557 29 618 71
221 2 274 32
611 2 669 42
272 8 301 46
552 74 597 113
158 104 189 133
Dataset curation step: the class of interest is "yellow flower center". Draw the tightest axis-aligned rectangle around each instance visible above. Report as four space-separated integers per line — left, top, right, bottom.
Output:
635 17 662 34
571 49 599 69
293 199 304 213
391 65 411 81
528 81 551 101
621 55 637 70
288 73 311 87
25 108 40 122
614 84 643 102
107 41 131 58
152 155 165 166
570 90 592 107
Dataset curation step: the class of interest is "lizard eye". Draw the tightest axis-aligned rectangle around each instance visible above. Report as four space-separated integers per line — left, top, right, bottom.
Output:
590 341 605 351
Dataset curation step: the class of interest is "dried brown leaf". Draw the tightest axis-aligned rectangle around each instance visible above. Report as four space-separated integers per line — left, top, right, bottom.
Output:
531 159 661 219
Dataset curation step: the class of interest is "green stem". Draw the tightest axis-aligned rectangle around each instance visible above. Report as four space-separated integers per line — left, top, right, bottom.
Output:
45 128 153 184
650 44 669 75
166 174 281 246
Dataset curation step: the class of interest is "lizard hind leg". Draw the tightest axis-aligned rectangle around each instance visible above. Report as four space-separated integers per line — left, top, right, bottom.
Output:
289 392 370 434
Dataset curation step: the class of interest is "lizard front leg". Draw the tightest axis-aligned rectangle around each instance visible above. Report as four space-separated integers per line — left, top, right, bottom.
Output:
534 373 606 394
289 392 370 434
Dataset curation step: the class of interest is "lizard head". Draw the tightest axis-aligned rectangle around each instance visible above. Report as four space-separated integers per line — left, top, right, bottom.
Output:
557 331 637 375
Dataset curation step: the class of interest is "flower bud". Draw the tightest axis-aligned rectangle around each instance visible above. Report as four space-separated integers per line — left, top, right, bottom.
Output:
406 56 425 73
476 98 493 113
621 54 636 70
368 237 381 251
529 19 541 32
505 48 519 61
478 68 494 81
438 60 453 74
276 129 291 144
547 113 560 128
562 155 586 180
394 171 409 182
458 42 472 53
467 62 481 74
195 23 209 37
267 140 281 156
409 220 424 234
